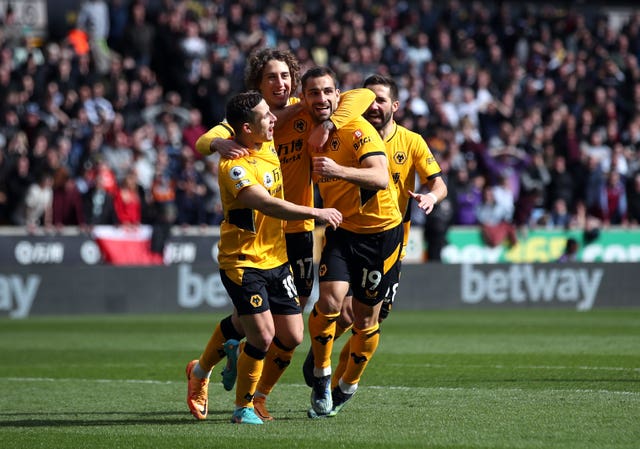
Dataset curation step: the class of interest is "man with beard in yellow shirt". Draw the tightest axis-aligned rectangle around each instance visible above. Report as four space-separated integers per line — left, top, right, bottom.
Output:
303 74 448 400
300 67 404 418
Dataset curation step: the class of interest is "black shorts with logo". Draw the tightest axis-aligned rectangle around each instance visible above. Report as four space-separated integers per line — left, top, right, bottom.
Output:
285 231 315 297
219 263 301 316
318 224 403 306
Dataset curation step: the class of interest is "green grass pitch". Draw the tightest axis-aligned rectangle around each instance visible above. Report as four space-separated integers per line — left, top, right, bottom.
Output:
1 309 638 449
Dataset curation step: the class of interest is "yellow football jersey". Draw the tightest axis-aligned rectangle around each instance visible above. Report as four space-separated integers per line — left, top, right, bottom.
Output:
385 122 442 257
196 89 375 234
386 123 442 218
217 142 288 270
313 116 402 233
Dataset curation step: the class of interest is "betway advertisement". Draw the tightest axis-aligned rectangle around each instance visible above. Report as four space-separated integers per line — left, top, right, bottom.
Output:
1 263 637 319
460 264 603 311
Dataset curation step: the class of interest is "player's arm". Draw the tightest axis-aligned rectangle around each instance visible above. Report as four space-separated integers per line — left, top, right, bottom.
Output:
312 153 389 190
272 102 303 131
330 88 376 128
308 88 376 149
195 123 249 159
237 184 342 229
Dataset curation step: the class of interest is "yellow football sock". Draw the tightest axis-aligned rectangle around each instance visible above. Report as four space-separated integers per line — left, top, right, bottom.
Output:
331 338 351 390
235 342 266 408
199 315 242 372
199 324 226 372
255 338 295 396
308 304 340 371
341 323 380 386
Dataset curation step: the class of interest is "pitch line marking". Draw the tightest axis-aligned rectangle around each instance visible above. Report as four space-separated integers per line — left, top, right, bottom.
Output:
389 363 640 372
1 377 638 396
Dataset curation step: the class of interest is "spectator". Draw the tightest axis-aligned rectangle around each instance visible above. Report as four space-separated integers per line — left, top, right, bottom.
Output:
100 128 133 182
52 166 85 227
598 170 628 225
5 155 33 225
201 158 223 226
547 198 572 230
21 103 48 147
76 0 111 75
149 150 177 255
113 169 142 226
515 151 551 228
80 81 115 126
83 166 118 226
15 170 54 231
174 150 206 226
480 129 530 203
121 0 155 67
476 184 518 248
584 154 607 218
452 168 484 225
182 108 207 159
547 155 575 212
149 148 177 226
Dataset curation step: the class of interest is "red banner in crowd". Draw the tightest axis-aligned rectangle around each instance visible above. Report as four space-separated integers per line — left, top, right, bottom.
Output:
92 225 163 265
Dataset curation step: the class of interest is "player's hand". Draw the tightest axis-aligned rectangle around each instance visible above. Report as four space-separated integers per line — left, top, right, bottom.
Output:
312 156 342 178
409 190 436 215
316 207 342 230
214 138 249 159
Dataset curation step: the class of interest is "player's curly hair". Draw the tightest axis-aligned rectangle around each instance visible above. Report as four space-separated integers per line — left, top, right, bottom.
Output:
244 48 300 94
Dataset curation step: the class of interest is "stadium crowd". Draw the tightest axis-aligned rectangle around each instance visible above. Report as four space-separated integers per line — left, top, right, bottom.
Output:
1 0 640 251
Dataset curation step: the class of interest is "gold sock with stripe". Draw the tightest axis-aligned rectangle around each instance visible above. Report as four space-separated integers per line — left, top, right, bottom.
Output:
255 338 295 396
308 304 340 372
332 337 351 390
199 315 242 372
341 323 380 386
235 342 266 408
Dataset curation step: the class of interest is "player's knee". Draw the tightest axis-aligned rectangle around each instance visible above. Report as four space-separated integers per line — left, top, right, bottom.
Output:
337 313 353 329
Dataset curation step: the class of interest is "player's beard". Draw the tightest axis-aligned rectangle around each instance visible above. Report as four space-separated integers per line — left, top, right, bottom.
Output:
365 109 392 131
312 101 335 122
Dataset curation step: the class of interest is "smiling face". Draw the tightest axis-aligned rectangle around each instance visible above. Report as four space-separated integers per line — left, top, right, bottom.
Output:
258 59 292 110
300 74 340 123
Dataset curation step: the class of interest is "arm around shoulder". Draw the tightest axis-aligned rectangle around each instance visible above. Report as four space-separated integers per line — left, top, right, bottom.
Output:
237 184 342 229
195 123 233 156
330 88 376 129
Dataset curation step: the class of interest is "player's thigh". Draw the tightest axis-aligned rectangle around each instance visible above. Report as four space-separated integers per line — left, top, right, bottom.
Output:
272 313 304 348
238 310 275 351
337 295 354 329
